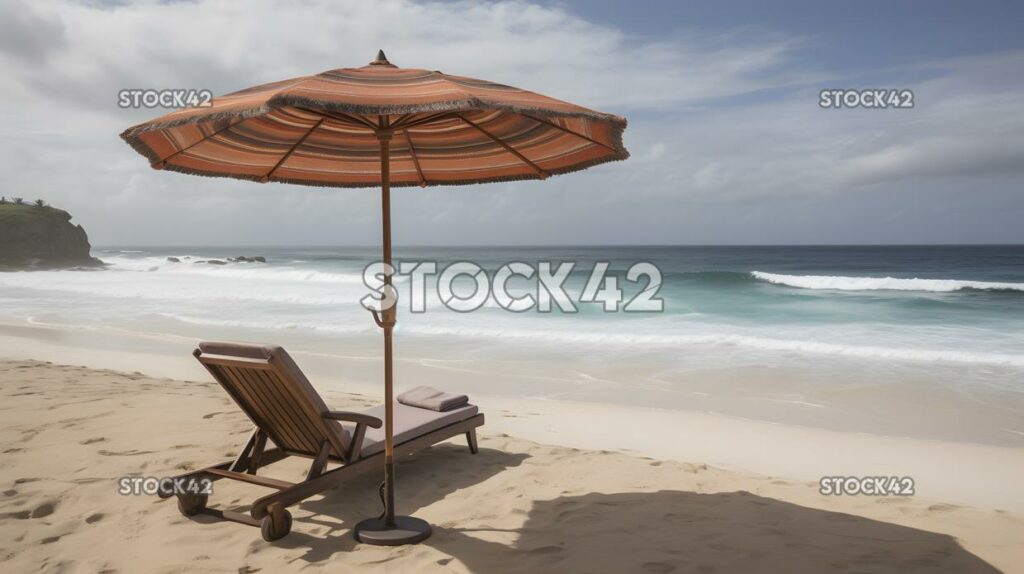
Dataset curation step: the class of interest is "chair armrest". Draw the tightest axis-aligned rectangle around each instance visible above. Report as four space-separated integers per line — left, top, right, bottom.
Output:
323 411 383 428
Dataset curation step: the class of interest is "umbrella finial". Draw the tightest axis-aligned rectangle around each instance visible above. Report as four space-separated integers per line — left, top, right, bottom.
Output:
370 50 394 67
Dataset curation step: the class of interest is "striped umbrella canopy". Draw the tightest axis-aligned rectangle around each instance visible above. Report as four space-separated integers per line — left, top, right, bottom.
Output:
120 51 628 187
120 50 628 546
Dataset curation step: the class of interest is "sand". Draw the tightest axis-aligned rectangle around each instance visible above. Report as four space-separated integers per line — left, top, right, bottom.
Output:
1 359 1022 573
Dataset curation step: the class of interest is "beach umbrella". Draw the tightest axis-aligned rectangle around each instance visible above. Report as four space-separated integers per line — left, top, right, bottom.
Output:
120 50 629 545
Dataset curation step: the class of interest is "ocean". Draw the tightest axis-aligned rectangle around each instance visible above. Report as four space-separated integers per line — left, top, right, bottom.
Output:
1 245 1022 443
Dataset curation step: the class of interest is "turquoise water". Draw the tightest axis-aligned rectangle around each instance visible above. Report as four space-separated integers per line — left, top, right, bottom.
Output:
1 245 1022 395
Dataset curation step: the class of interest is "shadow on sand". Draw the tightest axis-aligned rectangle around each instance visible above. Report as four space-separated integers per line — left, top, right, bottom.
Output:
214 444 999 573
429 490 1001 573
262 443 530 562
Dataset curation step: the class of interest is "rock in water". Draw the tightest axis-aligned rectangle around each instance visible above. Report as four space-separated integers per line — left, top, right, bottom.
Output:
166 256 180 263
0 203 103 270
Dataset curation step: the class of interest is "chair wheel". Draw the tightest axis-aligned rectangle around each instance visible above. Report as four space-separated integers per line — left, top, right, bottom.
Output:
260 508 292 542
177 493 208 516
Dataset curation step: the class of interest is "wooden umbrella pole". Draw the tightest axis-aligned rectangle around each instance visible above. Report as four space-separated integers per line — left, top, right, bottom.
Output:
377 117 396 528
354 114 430 544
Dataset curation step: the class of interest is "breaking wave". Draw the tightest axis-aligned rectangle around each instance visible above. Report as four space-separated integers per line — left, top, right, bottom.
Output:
751 271 1024 293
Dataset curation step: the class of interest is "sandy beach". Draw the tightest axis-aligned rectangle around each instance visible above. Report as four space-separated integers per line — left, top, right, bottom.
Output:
3 0 1024 571
2 358 1022 573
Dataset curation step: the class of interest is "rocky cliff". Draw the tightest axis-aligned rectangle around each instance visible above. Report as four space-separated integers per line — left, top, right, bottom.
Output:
0 203 103 269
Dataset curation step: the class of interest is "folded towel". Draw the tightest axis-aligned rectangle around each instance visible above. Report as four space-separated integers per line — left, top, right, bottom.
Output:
397 385 469 412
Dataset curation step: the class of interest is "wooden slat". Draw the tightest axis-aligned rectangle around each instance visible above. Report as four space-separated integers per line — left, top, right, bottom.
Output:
201 351 345 459
199 508 261 527
256 369 321 454
223 365 288 448
266 356 349 458
242 367 311 454
205 468 294 490
225 365 295 453
202 363 272 440
199 354 275 370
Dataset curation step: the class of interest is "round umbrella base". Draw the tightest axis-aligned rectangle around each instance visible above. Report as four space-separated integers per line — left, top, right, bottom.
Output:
354 515 432 546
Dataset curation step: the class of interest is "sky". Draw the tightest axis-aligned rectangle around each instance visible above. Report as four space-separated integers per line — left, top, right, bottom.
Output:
1 0 1022 246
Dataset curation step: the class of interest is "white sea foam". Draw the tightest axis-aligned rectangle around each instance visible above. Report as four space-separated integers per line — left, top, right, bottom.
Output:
101 255 367 284
751 271 1024 292
156 313 373 335
402 324 1024 367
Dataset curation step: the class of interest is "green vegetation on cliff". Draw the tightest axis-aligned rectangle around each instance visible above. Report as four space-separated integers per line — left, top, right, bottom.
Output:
0 203 55 223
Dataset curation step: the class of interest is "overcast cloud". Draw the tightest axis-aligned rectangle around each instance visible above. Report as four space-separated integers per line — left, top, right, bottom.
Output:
1 0 1022 246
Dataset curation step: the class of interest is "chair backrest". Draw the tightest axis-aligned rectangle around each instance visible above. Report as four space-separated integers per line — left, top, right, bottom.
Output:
194 341 350 460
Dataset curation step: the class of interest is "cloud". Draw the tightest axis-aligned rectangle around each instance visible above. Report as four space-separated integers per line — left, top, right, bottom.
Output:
618 51 1024 202
0 0 67 65
0 0 1021 245
0 0 811 115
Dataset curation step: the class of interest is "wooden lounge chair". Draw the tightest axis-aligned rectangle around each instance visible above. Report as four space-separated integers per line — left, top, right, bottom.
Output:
159 341 484 541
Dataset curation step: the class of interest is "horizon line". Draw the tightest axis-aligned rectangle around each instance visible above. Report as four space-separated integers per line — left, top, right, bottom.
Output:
93 243 1024 249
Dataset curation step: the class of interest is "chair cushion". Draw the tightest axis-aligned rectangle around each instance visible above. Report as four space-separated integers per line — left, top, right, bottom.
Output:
356 402 479 457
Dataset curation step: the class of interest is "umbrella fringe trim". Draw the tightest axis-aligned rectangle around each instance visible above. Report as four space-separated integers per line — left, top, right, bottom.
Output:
120 98 626 142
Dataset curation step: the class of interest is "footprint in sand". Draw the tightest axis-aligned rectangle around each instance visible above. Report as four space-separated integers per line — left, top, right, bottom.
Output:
85 513 104 524
97 449 156 456
80 437 107 445
31 502 57 518
40 536 61 544
20 429 44 442
0 510 31 519
526 545 564 555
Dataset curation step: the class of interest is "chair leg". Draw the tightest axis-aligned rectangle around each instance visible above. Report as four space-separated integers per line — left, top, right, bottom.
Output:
248 430 268 474
228 429 259 473
466 429 479 454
